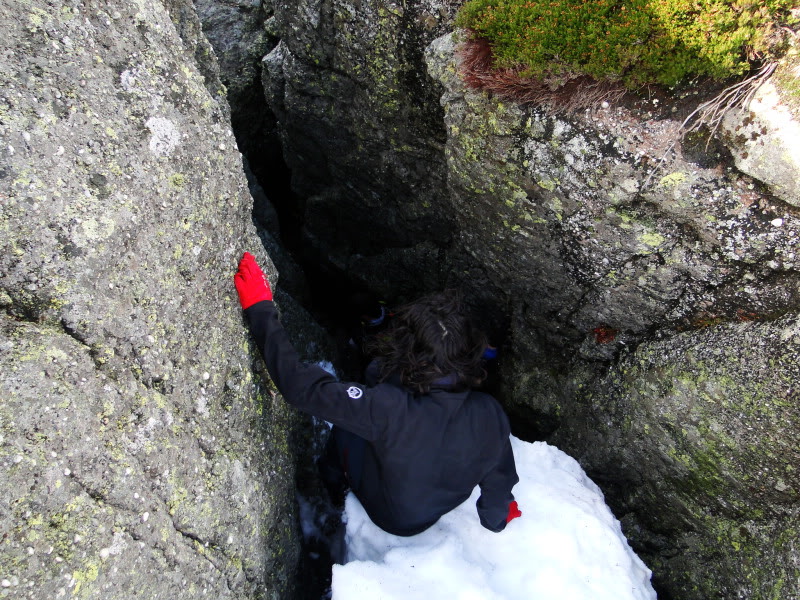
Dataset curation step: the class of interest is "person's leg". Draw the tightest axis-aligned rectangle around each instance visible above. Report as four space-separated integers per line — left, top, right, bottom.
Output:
318 431 347 498
330 426 367 491
317 426 368 502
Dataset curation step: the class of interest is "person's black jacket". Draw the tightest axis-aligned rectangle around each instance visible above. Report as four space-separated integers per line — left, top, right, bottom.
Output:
245 300 519 536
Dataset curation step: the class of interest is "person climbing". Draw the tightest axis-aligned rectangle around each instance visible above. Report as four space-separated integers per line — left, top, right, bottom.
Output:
234 251 521 536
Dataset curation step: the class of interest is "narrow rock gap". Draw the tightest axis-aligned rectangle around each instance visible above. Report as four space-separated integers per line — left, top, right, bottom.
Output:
233 126 376 600
221 49 546 596
245 158 376 336
233 113 536 600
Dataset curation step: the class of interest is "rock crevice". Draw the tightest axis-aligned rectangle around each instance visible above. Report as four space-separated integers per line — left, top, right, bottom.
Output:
203 3 799 596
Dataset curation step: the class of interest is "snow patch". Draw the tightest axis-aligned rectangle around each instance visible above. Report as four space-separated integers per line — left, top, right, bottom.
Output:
333 437 656 600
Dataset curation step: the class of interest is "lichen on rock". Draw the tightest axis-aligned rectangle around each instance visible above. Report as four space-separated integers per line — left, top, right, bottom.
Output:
560 313 800 598
112 0 800 597
426 31 799 599
1 1 302 598
721 78 800 208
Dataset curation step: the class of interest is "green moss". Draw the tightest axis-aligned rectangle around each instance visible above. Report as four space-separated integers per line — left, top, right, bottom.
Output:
456 0 797 89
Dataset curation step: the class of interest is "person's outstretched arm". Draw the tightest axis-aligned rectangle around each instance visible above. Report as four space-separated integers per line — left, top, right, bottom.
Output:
234 252 387 441
476 435 521 532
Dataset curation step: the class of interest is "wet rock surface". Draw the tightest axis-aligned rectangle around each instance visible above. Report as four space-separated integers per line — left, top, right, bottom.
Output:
1 0 302 598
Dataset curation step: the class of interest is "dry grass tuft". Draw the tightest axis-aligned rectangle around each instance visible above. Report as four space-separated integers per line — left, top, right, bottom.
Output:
680 62 778 141
457 36 626 114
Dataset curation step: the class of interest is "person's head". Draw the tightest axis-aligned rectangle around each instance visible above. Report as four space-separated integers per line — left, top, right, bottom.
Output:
368 290 488 394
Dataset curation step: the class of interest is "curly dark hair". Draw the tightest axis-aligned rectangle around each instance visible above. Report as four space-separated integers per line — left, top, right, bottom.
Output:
367 290 488 395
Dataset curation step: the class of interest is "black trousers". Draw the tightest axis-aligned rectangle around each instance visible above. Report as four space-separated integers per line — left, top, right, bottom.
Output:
320 425 367 494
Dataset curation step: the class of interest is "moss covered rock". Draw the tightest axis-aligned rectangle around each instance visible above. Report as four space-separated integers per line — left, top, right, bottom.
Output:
427 31 799 600
559 313 800 599
426 31 800 350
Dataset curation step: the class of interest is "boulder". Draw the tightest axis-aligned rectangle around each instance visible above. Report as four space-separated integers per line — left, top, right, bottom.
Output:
427 32 800 598
557 313 800 598
722 76 800 208
0 1 301 598
260 0 459 280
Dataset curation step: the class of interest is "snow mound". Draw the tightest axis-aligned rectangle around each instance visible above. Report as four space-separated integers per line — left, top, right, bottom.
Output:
332 437 656 600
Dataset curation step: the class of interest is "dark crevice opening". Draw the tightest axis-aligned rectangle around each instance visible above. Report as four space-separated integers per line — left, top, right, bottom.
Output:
233 104 419 600
237 104 543 423
241 138 383 340
234 107 530 599
242 143 513 396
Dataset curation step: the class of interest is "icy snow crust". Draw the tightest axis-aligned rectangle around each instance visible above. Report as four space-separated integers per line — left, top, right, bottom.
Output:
333 437 657 600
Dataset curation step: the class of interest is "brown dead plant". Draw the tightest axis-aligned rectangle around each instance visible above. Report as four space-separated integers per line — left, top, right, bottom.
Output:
456 36 626 114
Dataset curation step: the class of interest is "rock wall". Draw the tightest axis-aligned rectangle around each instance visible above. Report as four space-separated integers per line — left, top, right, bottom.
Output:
200 0 800 596
426 32 800 598
260 0 459 286
1 1 302 598
563 312 800 598
193 0 281 167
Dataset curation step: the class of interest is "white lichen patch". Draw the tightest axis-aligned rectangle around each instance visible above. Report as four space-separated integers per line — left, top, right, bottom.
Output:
721 81 800 207
145 117 179 157
120 68 140 92
80 216 116 242
98 532 127 560
194 395 209 417
779 318 800 343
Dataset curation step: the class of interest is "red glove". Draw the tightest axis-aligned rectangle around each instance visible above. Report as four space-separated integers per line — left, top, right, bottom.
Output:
506 500 522 524
234 252 272 309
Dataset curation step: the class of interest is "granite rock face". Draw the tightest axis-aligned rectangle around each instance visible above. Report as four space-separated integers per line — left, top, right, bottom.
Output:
193 0 273 113
560 312 800 598
260 0 460 285
427 33 800 599
1 1 301 598
199 0 800 594
426 34 800 350
722 79 800 208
